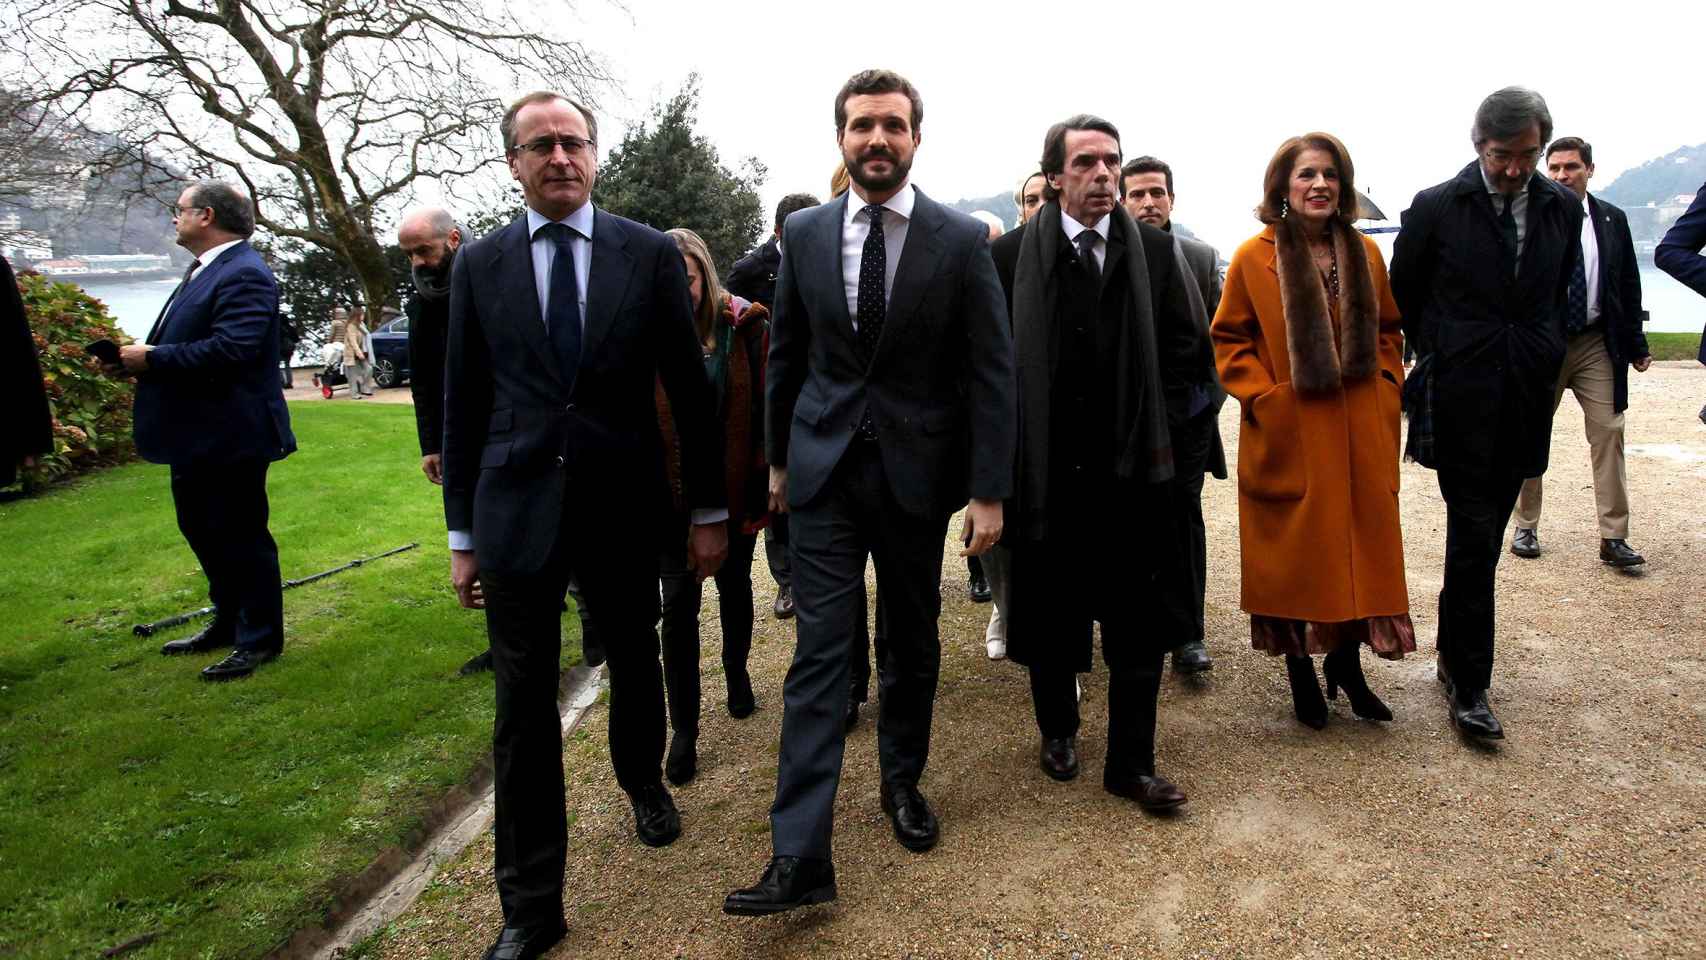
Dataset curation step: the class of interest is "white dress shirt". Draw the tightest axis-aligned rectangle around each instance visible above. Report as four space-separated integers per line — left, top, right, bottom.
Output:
1059 209 1110 273
526 203 593 328
1580 195 1601 325
189 238 242 284
841 183 915 328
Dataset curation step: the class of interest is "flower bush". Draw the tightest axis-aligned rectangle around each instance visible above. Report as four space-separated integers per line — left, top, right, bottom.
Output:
14 275 136 490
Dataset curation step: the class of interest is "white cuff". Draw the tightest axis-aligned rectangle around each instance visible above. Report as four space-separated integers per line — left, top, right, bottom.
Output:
448 529 474 551
690 508 730 526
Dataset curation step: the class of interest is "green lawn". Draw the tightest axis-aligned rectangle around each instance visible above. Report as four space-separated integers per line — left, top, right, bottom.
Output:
0 401 578 959
1646 331 1701 361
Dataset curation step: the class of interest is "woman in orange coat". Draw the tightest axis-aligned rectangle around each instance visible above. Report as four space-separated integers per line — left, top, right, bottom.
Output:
1211 132 1413 729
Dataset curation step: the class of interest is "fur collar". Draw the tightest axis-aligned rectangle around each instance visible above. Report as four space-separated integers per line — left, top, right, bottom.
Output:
1272 216 1378 394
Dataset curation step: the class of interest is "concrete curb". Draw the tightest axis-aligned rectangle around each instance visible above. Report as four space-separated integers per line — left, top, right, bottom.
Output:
264 663 606 960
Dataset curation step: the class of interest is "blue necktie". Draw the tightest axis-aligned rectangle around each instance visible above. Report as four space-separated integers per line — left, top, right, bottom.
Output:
856 204 887 363
1566 249 1588 335
540 222 583 387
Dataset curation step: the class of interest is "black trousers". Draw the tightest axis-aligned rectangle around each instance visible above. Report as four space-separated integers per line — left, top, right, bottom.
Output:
659 523 759 737
847 577 886 705
1029 655 1163 778
1154 408 1215 649
169 458 282 652
764 512 790 590
479 527 664 930
770 439 949 859
1436 464 1526 693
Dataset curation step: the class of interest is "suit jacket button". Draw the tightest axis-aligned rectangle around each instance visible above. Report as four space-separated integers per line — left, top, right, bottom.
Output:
566 403 576 412
556 456 566 467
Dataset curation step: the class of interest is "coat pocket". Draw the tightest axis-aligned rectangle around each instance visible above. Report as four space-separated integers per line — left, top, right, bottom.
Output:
1237 383 1306 500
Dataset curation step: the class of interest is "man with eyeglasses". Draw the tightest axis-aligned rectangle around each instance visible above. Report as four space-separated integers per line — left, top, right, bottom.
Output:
1392 86 1583 745
440 91 728 960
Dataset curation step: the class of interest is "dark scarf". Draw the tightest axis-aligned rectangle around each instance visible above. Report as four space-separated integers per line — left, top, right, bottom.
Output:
1272 214 1378 394
410 238 462 302
1009 201 1174 540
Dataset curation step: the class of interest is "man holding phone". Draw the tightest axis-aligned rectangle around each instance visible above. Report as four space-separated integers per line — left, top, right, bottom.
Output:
103 179 296 681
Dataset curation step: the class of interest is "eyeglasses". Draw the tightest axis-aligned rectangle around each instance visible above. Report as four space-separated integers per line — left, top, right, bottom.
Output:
1483 147 1542 165
512 136 595 158
174 204 210 216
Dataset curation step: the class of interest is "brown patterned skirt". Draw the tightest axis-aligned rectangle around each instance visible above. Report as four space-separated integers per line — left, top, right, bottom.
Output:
1250 614 1416 661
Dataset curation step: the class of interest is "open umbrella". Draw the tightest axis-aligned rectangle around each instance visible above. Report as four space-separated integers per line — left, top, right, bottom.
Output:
1355 190 1388 221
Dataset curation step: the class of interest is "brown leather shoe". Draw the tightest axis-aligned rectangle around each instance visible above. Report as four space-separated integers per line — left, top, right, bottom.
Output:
1104 771 1187 811
1599 538 1645 567
772 585 795 619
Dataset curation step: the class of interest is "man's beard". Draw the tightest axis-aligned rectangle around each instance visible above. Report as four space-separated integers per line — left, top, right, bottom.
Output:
845 145 912 195
411 246 456 301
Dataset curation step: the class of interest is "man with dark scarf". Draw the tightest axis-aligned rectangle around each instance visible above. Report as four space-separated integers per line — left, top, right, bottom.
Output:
989 115 1211 811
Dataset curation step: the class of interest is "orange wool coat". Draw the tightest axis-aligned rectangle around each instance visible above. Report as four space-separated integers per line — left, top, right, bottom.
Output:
1211 225 1409 622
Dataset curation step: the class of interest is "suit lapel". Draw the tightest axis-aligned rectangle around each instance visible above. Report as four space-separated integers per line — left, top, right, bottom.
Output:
491 216 561 388
148 242 243 344
819 193 856 345
1588 194 1611 294
582 209 635 378
872 189 945 367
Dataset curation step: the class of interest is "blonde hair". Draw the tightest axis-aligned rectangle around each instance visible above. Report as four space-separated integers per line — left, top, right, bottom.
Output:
665 227 724 345
830 162 850 198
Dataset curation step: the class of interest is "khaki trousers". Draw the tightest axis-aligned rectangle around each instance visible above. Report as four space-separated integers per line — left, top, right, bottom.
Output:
1514 329 1629 539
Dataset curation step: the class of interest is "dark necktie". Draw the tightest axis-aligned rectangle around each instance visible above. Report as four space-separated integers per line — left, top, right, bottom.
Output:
147 257 201 344
540 222 583 387
1566 247 1588 335
1074 230 1100 282
1498 194 1519 268
856 203 887 362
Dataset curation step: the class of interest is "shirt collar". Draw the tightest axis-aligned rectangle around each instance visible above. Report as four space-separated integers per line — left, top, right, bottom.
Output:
844 182 915 227
1059 209 1110 244
527 202 596 240
195 238 243 269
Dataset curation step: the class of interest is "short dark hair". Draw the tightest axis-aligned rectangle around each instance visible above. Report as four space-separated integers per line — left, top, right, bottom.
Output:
1472 86 1552 147
1255 132 1359 225
775 193 819 232
1121 156 1174 197
1546 136 1594 167
186 180 256 238
833 69 923 134
1039 114 1121 202
501 91 598 153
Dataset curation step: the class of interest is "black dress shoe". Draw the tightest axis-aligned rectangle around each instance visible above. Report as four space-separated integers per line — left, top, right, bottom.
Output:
772 585 795 620
1285 655 1328 730
723 856 836 916
879 782 939 852
629 784 681 847
1104 771 1187 811
665 734 697 787
481 921 567 960
1511 528 1540 558
1437 664 1504 740
726 669 756 719
200 647 279 682
160 623 234 656
458 649 494 676
844 698 860 733
968 574 992 603
1600 538 1645 567
1040 736 1079 781
1172 641 1213 675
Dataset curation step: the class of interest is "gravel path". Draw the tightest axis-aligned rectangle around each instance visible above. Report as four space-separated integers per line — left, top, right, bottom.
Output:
361 362 1705 960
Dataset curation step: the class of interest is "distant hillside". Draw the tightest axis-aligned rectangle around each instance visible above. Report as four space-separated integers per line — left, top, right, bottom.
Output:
949 191 1018 230
1599 142 1705 241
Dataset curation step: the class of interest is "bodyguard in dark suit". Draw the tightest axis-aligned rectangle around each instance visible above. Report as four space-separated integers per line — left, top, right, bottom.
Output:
1 253 52 489
1653 179 1706 423
441 92 727 960
110 180 296 681
992 117 1203 811
725 69 1014 916
1511 138 1651 566
1391 87 1583 743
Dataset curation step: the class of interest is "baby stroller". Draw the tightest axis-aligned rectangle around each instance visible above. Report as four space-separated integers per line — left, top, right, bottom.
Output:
312 341 348 399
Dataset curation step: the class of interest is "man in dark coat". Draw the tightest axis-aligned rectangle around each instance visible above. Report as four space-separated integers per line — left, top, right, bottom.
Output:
727 191 820 621
1653 179 1706 424
992 115 1208 812
1511 138 1650 567
111 180 297 682
1391 87 1583 743
1 254 53 489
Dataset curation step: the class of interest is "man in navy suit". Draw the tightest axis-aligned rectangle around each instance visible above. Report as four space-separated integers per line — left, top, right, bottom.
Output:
1654 179 1706 424
110 180 296 682
440 91 727 960
724 69 1015 916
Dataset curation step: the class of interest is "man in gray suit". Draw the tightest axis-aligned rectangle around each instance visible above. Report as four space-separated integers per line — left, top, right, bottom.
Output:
724 68 1015 916
1122 156 1227 677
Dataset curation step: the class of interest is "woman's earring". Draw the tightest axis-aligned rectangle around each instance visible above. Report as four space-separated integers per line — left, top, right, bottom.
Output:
1281 198 1289 220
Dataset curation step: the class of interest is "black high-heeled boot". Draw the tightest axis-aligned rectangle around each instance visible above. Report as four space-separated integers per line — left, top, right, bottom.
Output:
1285 655 1328 730
1323 642 1393 721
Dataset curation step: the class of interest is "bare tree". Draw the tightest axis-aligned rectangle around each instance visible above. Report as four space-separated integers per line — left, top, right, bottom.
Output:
1 0 612 314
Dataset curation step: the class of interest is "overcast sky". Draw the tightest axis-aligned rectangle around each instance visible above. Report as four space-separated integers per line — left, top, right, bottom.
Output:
546 0 1699 256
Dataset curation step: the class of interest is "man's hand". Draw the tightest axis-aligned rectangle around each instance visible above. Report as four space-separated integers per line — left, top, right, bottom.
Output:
687 522 729 582
421 453 443 485
959 498 1004 558
768 465 788 515
450 549 484 608
1633 355 1653 373
119 343 152 373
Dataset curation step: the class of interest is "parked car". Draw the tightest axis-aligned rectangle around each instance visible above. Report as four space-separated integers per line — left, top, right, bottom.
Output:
369 313 411 388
